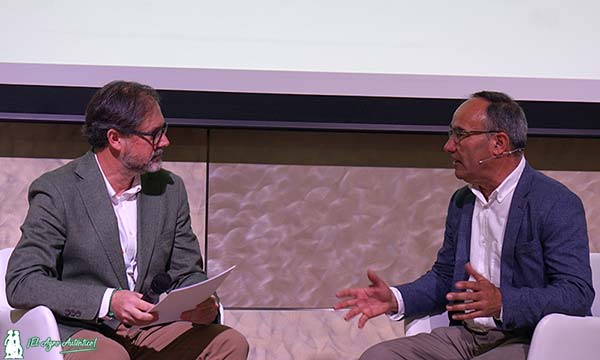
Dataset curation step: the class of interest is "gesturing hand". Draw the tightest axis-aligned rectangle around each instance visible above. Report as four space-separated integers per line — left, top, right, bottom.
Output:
445 262 502 321
110 290 158 326
333 270 398 328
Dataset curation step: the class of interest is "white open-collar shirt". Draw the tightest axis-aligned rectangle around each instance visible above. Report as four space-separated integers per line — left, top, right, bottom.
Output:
95 154 142 317
390 156 526 332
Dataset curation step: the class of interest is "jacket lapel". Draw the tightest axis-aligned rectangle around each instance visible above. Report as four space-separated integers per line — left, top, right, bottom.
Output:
134 174 163 292
500 163 533 287
74 152 129 289
456 191 475 282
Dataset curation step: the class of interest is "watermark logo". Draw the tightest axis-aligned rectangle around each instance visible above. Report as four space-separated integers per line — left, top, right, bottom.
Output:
3 331 97 358
3 330 23 359
27 336 97 355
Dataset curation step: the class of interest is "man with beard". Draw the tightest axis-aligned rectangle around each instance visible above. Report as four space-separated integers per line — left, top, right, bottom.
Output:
334 91 594 359
6 81 249 359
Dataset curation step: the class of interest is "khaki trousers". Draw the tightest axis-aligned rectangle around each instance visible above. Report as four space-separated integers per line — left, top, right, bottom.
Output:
63 322 249 360
360 325 530 360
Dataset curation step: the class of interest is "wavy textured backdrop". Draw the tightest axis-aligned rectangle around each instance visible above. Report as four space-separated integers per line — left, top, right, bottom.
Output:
2 157 600 360
207 164 600 308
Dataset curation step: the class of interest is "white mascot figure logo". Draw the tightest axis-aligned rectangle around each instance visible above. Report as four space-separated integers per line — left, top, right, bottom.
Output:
3 330 23 359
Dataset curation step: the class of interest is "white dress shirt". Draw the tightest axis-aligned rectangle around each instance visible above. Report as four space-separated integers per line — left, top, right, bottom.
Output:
464 156 525 331
389 156 526 332
95 155 141 318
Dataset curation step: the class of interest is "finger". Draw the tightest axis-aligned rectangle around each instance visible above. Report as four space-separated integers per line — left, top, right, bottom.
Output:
464 262 486 282
336 288 359 298
137 300 156 312
210 296 219 308
123 307 157 326
195 303 218 316
366 270 385 288
446 290 481 302
132 307 157 322
136 312 159 325
358 313 370 329
194 302 214 312
205 307 218 321
446 300 484 312
180 308 202 322
343 306 364 321
183 307 218 324
200 296 216 306
333 298 358 310
453 280 481 291
451 310 486 321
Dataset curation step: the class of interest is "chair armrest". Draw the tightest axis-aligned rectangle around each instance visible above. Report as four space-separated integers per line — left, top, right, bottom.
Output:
405 315 435 336
528 313 600 360
218 302 225 325
0 305 64 359
404 312 449 337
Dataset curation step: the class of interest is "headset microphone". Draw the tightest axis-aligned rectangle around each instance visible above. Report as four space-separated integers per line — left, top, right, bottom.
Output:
478 148 524 165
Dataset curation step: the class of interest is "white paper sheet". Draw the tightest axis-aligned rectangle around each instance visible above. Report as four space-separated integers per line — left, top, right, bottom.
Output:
141 266 236 327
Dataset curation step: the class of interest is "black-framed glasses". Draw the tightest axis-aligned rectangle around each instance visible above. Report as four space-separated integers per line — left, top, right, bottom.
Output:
129 122 168 147
448 128 500 144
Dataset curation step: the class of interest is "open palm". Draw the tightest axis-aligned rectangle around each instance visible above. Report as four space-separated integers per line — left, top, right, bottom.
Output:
334 270 397 328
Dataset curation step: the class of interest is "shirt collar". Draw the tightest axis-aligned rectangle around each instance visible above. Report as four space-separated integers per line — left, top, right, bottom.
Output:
94 154 141 202
469 156 526 205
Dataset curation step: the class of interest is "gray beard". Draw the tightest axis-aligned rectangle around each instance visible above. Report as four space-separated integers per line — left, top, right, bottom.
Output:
122 149 163 174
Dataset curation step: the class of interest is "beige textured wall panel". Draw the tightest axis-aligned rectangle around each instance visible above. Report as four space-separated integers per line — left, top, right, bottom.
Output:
208 164 600 308
0 158 207 258
166 162 207 260
207 164 463 307
223 309 404 360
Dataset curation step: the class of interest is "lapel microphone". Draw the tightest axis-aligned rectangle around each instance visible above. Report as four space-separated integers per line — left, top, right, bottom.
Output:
478 148 524 165
142 272 172 304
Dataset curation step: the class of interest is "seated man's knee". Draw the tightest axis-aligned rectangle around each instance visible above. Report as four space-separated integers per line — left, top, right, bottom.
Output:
213 328 249 358
360 342 397 360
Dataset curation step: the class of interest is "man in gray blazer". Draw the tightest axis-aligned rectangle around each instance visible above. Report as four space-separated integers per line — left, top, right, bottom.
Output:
335 91 594 359
6 81 249 359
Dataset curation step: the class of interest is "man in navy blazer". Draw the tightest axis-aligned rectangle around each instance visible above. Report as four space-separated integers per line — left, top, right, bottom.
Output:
335 91 594 359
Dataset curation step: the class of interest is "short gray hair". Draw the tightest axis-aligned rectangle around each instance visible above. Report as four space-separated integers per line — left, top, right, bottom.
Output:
471 91 528 149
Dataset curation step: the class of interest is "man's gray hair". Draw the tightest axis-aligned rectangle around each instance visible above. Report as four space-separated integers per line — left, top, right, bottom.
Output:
83 80 160 149
471 91 528 149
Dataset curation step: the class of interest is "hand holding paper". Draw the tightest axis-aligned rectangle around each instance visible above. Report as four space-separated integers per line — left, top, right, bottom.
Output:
180 295 219 324
141 265 235 327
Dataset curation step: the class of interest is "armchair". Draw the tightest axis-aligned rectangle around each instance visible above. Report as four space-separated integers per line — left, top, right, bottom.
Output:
526 252 600 359
1 247 64 360
2 246 226 359
404 253 600 359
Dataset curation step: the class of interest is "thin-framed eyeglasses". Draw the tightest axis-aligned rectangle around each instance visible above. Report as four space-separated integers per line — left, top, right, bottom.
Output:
448 128 500 144
129 122 168 147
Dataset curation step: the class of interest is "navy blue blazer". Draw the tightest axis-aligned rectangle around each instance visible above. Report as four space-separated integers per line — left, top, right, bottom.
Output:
396 163 594 333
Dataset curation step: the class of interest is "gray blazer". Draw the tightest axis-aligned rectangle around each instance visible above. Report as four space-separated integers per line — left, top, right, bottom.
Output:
6 151 207 340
